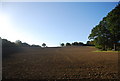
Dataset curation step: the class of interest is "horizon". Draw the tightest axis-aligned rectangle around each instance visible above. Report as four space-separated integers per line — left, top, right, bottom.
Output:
0 2 118 47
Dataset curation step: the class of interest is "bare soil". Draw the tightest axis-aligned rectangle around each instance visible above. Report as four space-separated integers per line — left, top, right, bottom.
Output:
2 46 118 80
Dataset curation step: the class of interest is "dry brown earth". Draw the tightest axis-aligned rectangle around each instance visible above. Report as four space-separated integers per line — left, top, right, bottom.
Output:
2 46 118 80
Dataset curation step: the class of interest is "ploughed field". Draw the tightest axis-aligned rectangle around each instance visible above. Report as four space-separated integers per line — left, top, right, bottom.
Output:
3 46 118 80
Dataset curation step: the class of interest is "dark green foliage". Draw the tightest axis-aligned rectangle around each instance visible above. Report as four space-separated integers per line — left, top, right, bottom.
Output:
86 41 94 46
31 44 41 47
60 43 64 47
15 40 41 47
72 42 78 46
2 39 17 47
15 40 31 47
66 42 71 46
2 38 41 58
61 42 90 47
72 42 84 46
78 42 84 46
89 3 120 51
42 43 46 47
22 42 31 47
2 39 21 58
15 40 22 45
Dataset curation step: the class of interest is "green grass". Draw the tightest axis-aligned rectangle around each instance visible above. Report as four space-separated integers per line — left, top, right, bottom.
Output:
93 50 119 53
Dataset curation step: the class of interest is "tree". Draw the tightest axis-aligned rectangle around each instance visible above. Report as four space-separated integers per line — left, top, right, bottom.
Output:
61 43 64 47
106 3 120 50
86 41 94 46
42 43 46 47
71 42 83 46
31 44 41 47
2 39 17 48
72 42 78 46
2 39 21 58
89 3 120 50
66 42 71 46
78 42 84 46
22 42 30 47
15 40 22 46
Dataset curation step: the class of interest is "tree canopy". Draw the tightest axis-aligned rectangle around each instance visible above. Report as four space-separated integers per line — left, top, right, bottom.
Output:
61 43 65 47
2 38 41 58
66 43 71 46
42 43 46 47
89 3 120 50
60 42 88 47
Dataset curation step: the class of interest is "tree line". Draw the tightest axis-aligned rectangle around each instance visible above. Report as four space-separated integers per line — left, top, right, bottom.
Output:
88 3 120 51
60 41 94 47
1 38 47 58
2 39 41 48
2 39 47 48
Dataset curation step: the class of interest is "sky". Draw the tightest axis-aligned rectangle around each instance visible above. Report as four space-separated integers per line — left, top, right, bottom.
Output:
0 2 118 47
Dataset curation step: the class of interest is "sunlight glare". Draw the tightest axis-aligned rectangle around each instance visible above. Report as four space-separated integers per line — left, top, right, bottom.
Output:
0 13 17 41
0 13 37 44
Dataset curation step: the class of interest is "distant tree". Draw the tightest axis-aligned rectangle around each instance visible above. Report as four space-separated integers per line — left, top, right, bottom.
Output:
42 43 46 47
2 39 17 47
71 42 83 46
72 42 77 46
15 40 22 44
61 43 64 47
31 44 41 47
78 42 84 46
15 40 31 47
15 40 22 46
72 43 75 46
22 42 30 47
86 41 94 46
2 39 21 58
2 38 42 58
74 42 79 46
66 42 71 46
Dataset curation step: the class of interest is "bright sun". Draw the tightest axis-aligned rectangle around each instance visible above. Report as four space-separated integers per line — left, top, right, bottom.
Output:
0 13 17 41
0 14 11 32
0 13 32 43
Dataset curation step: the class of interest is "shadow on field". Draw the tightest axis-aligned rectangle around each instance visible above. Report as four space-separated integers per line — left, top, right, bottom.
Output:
2 47 23 58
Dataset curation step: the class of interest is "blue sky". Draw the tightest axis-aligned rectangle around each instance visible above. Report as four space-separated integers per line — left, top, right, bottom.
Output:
0 2 118 47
